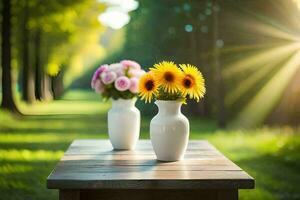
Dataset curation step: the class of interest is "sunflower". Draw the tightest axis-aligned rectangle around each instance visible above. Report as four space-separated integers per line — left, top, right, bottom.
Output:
138 72 159 103
179 64 205 102
150 61 183 93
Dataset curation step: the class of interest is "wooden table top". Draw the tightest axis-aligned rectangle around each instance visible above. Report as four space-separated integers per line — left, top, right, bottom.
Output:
47 140 254 190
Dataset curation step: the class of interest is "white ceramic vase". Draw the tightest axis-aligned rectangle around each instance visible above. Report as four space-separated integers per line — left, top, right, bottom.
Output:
150 100 189 161
108 98 140 150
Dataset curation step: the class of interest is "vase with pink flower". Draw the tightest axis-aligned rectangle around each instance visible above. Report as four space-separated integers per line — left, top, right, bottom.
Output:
91 60 145 150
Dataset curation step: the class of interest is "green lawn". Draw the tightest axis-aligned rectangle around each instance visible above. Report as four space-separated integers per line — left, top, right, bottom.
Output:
0 90 300 200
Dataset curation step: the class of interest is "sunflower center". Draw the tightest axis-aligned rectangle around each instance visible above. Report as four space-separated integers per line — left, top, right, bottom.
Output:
145 80 154 91
183 76 194 88
164 72 174 82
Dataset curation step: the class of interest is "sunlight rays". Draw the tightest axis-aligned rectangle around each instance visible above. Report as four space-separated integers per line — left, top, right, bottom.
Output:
242 11 300 41
247 21 300 42
219 43 283 55
225 54 290 106
223 43 300 78
292 0 300 12
229 50 300 128
224 0 300 127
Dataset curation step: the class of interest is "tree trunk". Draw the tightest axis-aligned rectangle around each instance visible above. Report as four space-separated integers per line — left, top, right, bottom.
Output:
52 70 65 100
34 29 43 100
42 74 53 100
213 0 226 128
41 44 53 101
22 0 35 103
1 0 21 114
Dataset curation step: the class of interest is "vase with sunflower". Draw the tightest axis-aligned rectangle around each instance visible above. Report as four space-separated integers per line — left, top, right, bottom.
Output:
91 60 145 150
139 61 205 161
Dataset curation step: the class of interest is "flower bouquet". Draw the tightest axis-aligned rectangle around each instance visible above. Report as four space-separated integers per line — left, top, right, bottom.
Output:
138 61 206 161
91 60 145 99
91 60 145 150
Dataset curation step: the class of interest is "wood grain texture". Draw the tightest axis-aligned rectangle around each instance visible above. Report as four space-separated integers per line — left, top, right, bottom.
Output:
47 140 255 190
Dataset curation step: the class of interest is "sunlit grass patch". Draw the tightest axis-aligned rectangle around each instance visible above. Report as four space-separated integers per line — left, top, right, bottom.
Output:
17 89 111 116
19 100 110 115
195 127 300 161
0 134 65 143
0 164 33 174
0 133 105 143
0 149 64 161
0 110 18 129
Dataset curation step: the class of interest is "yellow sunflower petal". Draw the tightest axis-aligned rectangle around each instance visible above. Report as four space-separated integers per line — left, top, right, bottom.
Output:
150 61 183 93
138 72 159 103
179 64 206 101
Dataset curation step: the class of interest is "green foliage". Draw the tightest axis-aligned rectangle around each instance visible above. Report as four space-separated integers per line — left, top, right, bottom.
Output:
102 85 136 100
156 88 185 102
12 0 107 83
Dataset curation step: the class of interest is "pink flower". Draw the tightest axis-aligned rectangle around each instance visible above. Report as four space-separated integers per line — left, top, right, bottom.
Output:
91 64 108 88
109 63 123 72
121 60 141 70
128 69 146 78
114 76 130 91
129 77 139 93
108 63 125 77
94 79 104 93
115 68 125 77
101 71 117 85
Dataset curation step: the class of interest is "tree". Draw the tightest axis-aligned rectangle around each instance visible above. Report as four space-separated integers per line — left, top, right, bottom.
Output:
21 0 35 103
1 0 20 114
52 69 64 99
34 28 44 100
27 0 106 100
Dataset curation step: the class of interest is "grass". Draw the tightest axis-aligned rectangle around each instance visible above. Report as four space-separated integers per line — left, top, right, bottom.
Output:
1 90 300 200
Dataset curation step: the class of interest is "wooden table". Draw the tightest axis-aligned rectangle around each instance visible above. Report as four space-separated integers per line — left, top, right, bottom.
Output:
47 140 254 200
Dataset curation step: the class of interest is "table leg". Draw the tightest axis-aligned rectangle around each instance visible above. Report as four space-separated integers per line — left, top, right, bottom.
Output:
59 189 80 200
77 189 238 200
217 189 238 200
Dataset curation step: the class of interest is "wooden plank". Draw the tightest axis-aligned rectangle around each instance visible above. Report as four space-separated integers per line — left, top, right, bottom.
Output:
65 149 222 155
60 158 237 167
55 163 241 171
47 140 255 190
61 154 227 161
55 158 238 168
70 139 213 147
68 140 216 151
48 170 254 189
49 170 252 181
49 177 253 189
